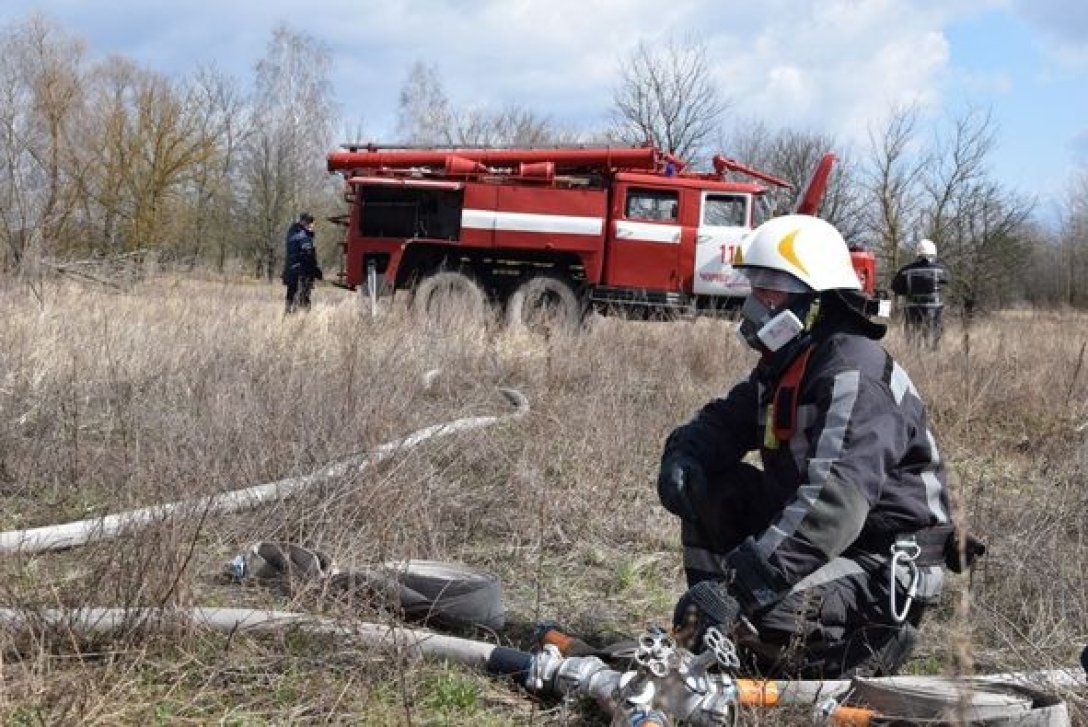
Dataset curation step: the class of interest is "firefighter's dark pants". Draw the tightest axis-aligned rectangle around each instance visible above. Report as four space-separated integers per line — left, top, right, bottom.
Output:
681 462 925 679
903 302 944 347
284 273 315 313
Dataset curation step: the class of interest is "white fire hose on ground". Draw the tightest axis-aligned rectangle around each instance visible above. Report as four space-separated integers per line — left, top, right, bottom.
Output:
0 606 1078 726
0 380 529 556
0 607 740 726
0 377 1083 724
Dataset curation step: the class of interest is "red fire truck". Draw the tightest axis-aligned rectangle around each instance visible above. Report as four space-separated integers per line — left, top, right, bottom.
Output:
325 144 876 329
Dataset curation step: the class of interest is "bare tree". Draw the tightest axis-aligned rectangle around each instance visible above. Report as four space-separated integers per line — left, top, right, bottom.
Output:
71 56 144 255
937 178 1032 313
860 106 927 287
0 17 345 280
397 62 566 148
857 106 1033 312
397 61 453 145
127 75 218 254
238 24 339 280
610 36 727 163
178 66 248 270
0 14 85 274
70 57 218 261
919 108 1033 314
447 106 492 147
1025 172 1088 308
1052 169 1088 306
923 107 995 243
484 105 557 146
724 120 863 240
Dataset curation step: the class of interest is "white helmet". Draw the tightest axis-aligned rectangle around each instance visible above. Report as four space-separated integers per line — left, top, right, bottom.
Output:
916 238 937 257
734 214 861 291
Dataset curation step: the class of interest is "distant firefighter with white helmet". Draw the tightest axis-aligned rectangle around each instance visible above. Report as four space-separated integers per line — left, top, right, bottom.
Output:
656 215 976 679
891 239 950 347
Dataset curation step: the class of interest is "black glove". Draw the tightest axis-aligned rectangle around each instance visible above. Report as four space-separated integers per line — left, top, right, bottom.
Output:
657 455 707 523
672 579 741 652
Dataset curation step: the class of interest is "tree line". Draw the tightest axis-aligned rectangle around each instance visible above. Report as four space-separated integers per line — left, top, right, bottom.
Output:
0 16 337 283
2 14 1086 309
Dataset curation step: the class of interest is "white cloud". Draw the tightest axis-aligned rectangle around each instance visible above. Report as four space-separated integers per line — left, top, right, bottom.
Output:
698 1 954 146
764 65 812 109
1008 0 1088 72
1012 0 1088 44
317 0 684 107
3 0 963 146
6 0 1077 189
407 1 954 148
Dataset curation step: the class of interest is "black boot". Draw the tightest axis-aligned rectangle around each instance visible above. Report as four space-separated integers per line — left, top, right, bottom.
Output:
852 622 919 677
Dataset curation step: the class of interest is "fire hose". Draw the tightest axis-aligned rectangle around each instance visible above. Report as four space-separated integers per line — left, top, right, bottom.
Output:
5 606 1076 725
0 607 742 726
0 376 529 555
0 374 1082 723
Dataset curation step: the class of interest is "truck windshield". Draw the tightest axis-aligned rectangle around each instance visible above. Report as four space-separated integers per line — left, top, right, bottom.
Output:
753 195 774 227
702 194 747 227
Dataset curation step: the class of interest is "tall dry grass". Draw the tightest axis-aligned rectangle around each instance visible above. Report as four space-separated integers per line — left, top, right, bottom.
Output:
0 275 1084 724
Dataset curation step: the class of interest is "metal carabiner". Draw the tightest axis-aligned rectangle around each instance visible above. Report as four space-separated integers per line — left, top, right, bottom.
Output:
889 538 921 623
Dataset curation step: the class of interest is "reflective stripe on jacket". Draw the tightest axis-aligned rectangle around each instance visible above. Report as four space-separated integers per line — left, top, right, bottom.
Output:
891 258 949 305
663 332 950 611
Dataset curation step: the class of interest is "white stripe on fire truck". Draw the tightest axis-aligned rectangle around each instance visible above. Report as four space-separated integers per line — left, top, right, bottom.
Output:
614 220 682 244
461 209 604 236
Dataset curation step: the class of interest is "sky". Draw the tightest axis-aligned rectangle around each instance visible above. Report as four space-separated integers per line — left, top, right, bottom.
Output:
4 0 1087 224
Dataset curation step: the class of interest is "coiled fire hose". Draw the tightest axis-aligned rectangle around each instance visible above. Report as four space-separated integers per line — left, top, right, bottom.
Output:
226 541 508 631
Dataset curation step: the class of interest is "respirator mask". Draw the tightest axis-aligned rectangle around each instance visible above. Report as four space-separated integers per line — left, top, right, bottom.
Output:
737 296 805 352
736 269 816 353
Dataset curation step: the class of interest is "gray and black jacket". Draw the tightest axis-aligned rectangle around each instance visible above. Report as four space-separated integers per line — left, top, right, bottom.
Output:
663 313 950 613
891 257 949 307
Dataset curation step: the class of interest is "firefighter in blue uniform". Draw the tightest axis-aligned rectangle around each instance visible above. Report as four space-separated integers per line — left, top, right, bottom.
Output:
657 215 978 678
282 212 322 314
891 239 950 348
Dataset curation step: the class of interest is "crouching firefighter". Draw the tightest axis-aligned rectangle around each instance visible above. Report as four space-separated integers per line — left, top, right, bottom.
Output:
657 215 983 679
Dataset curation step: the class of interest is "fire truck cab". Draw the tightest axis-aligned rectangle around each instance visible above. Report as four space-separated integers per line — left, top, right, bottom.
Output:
325 144 875 329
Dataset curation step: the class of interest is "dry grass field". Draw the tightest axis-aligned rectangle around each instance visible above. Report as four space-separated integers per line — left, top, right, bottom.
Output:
0 274 1085 725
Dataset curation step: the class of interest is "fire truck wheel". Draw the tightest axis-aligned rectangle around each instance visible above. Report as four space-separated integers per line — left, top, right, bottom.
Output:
506 275 583 335
412 271 488 328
